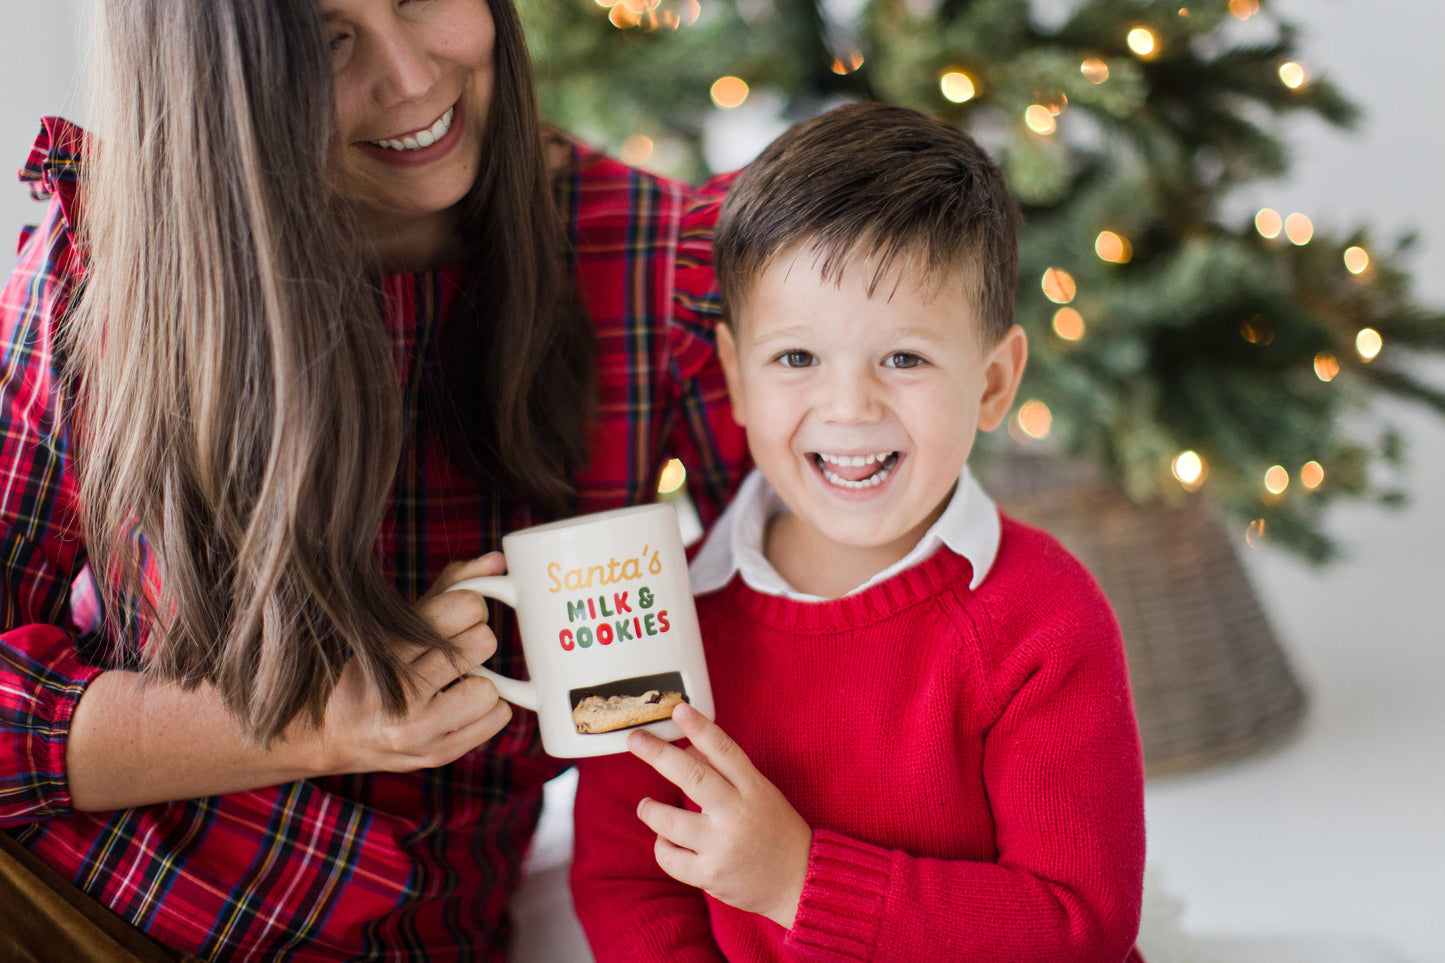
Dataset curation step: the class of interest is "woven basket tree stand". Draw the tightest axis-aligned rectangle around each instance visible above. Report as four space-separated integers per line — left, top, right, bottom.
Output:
983 454 1309 777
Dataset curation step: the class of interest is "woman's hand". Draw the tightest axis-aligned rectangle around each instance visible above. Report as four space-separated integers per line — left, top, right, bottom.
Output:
313 553 514 776
629 703 812 929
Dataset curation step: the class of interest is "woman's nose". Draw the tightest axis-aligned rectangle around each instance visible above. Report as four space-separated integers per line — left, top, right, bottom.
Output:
369 25 438 107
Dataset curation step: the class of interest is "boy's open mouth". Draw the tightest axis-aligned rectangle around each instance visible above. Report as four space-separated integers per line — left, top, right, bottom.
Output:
812 451 900 490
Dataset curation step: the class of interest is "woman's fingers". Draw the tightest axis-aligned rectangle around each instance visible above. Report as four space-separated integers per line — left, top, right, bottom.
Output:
408 622 498 694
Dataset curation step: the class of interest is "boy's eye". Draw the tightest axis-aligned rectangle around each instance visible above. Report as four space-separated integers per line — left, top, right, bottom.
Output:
883 351 925 369
328 31 352 53
776 350 816 368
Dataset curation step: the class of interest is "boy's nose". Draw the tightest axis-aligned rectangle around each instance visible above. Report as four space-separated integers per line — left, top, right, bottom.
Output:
816 366 884 425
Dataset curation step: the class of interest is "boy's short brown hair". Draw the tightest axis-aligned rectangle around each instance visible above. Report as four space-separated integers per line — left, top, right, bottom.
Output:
715 101 1021 343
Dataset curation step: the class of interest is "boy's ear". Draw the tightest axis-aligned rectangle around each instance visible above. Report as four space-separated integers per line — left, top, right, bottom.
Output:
716 320 747 427
977 325 1028 433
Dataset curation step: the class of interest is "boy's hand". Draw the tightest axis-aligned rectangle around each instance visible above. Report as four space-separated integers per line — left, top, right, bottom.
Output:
628 703 811 929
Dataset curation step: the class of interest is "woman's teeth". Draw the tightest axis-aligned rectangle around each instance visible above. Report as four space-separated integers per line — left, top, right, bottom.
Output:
369 107 454 151
816 452 898 489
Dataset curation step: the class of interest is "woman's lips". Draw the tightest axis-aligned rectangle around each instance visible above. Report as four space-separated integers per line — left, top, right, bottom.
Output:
356 98 464 168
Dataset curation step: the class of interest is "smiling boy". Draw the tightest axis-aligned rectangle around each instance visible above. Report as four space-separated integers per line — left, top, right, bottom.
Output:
571 102 1147 962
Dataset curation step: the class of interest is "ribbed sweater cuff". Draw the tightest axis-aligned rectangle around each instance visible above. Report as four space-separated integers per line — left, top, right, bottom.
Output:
786 829 893 958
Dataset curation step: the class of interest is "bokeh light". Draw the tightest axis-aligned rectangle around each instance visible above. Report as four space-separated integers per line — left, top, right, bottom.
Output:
940 71 976 103
1172 450 1206 490
1127 27 1157 58
1285 212 1314 245
1356 327 1383 362
1081 58 1110 84
1095 231 1133 263
1052 307 1086 341
1017 400 1054 439
1343 246 1370 274
1041 268 1077 304
1255 208 1282 239
1301 461 1325 490
1313 351 1340 382
710 76 750 109
1264 465 1290 495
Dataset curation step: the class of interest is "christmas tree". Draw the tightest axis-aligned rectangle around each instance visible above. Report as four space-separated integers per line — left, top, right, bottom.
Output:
525 0 1445 562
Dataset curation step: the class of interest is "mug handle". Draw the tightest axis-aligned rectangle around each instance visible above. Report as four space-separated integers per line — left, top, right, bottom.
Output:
444 576 539 712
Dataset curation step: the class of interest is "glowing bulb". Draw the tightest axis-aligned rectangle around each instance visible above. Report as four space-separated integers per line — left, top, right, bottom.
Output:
1095 231 1133 264
1264 465 1290 495
1246 518 1267 547
1025 105 1057 134
1172 450 1206 490
1052 307 1086 341
1255 208 1282 239
1081 58 1109 84
657 458 687 494
608 2 641 27
831 49 864 75
1313 351 1340 382
1301 461 1325 490
710 76 750 109
619 134 654 166
1343 246 1370 274
1285 212 1314 245
1127 27 1157 57
939 71 976 103
1240 316 1274 345
1229 0 1259 20
1279 62 1307 89
1041 268 1076 304
1017 400 1053 439
1356 327 1383 361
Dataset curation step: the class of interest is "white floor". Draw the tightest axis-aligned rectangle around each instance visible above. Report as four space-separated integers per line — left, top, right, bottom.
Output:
1143 387 1445 963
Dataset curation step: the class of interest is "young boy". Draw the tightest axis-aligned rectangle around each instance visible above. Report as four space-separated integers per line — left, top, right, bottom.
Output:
571 102 1146 962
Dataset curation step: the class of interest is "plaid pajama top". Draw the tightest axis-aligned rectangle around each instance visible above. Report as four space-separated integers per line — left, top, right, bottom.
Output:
0 117 748 961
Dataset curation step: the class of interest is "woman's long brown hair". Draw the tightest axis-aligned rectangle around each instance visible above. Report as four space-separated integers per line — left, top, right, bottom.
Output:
68 0 594 745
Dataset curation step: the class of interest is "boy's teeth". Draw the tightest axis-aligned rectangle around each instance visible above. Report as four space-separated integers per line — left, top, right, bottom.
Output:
815 451 897 489
370 107 454 151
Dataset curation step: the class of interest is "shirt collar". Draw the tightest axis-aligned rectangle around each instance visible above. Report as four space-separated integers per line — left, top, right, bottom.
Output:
689 466 1000 601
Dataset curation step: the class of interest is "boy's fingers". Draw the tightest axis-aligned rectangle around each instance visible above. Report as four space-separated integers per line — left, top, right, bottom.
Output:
652 835 703 889
669 703 755 787
636 797 709 853
628 729 734 810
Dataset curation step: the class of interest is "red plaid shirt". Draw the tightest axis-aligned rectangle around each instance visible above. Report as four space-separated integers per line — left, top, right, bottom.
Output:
0 117 748 961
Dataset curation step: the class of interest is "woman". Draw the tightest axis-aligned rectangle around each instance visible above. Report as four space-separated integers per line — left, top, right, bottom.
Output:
0 0 747 958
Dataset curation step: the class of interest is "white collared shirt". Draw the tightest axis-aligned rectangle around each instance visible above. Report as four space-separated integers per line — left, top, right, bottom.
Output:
689 466 1001 601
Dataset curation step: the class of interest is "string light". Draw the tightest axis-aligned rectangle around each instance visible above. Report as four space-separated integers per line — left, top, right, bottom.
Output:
1127 27 1157 58
1172 450 1206 490
1024 105 1057 134
1229 0 1259 20
1279 62 1308 89
1081 58 1109 84
1284 212 1314 245
1095 231 1133 263
830 49 864 75
1356 327 1383 361
1313 351 1340 382
1301 461 1325 490
1240 316 1274 345
620 134 654 165
1052 307 1086 341
1246 518 1267 547
1017 400 1053 439
657 458 687 494
608 2 642 28
1343 246 1370 274
1041 268 1076 304
1264 465 1290 496
710 76 750 109
1255 208 1282 239
939 71 976 103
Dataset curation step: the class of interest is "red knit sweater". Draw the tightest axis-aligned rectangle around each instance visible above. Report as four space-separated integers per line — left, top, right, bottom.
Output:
571 515 1146 962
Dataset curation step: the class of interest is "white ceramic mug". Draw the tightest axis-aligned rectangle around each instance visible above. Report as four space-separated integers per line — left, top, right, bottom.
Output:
446 503 713 758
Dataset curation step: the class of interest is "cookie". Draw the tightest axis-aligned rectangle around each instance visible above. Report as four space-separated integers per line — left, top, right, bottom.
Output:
572 690 684 734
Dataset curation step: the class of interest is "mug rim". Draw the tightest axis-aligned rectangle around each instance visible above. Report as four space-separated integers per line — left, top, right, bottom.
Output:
506 502 672 539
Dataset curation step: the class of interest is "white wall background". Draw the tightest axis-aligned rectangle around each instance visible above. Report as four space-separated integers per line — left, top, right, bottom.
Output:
1 1 1440 959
